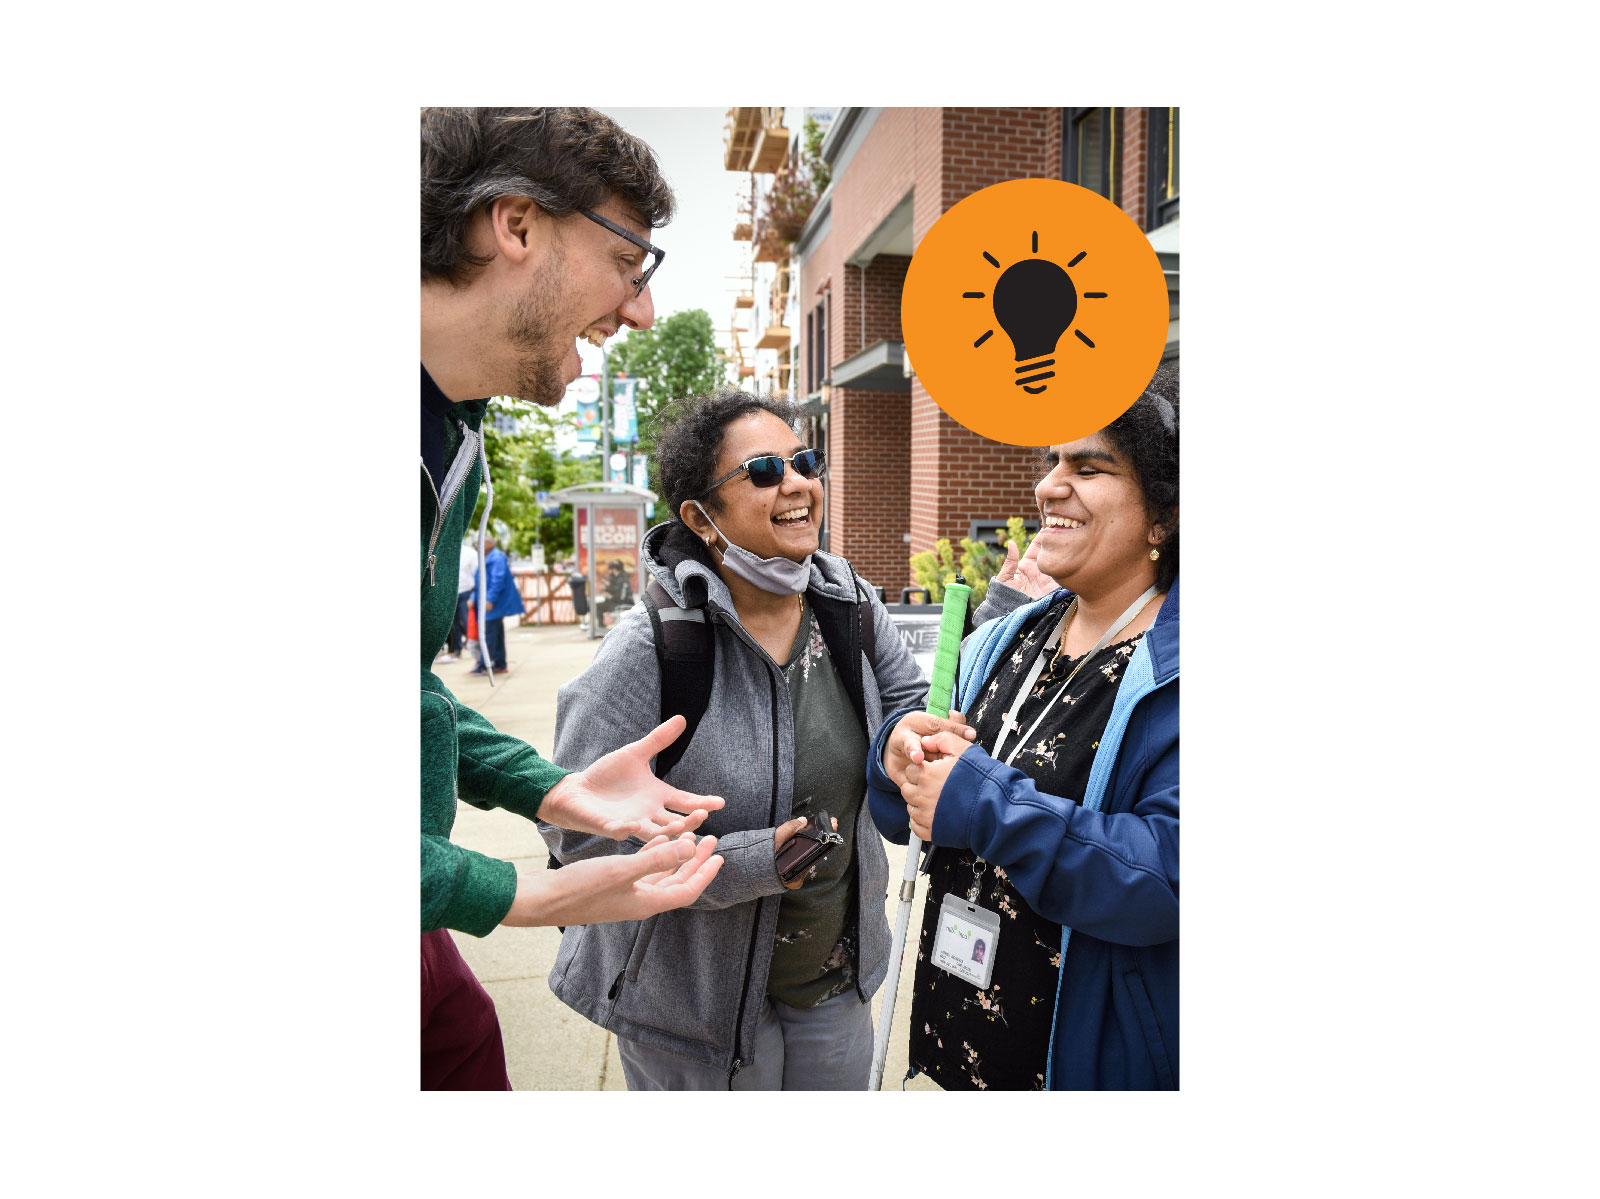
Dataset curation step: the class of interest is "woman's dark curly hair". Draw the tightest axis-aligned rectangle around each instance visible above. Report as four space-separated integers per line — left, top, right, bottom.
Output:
651 389 804 519
1100 359 1179 591
1039 361 1179 590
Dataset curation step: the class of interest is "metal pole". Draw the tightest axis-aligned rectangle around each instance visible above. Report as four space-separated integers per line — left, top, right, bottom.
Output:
621 378 635 485
869 578 972 1090
601 347 612 480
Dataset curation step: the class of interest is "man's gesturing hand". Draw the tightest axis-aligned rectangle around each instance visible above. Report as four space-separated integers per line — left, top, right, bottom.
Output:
540 715 727 839
502 834 723 927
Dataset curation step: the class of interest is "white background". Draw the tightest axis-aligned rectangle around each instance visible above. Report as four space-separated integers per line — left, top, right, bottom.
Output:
5 4 1594 1195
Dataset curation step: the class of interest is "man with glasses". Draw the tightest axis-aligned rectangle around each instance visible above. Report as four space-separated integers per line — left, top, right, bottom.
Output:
419 107 719 1089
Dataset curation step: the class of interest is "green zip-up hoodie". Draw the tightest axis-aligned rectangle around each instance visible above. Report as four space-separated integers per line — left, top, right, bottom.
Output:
421 369 569 936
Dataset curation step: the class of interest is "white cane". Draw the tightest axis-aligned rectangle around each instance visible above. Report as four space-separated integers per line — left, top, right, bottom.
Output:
869 577 971 1090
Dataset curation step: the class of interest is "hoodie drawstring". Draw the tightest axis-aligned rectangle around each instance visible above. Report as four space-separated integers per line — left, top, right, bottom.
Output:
475 430 495 689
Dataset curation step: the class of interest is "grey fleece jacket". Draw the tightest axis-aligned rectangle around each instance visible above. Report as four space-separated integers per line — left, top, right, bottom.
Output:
540 521 928 1077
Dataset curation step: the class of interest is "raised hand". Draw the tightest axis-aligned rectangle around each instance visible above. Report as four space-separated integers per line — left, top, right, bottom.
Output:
541 715 727 840
993 537 1054 600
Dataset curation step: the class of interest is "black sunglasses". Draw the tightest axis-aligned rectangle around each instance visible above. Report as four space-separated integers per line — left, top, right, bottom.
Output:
578 208 665 297
705 448 827 493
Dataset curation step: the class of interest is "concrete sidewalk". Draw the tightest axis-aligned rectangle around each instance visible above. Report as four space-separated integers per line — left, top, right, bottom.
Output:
440 619 940 1090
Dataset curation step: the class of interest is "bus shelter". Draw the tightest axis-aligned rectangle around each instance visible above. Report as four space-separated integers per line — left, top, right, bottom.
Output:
549 481 657 639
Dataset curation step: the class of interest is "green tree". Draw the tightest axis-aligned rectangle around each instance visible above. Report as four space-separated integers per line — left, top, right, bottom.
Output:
803 114 831 194
469 397 598 559
608 308 724 451
607 308 724 520
908 517 1033 605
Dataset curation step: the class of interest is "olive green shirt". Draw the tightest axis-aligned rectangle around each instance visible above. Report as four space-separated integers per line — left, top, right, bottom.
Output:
767 599 870 1007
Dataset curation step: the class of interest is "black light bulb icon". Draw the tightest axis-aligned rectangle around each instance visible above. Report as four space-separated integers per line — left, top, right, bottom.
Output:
993 258 1076 395
966 236 1106 395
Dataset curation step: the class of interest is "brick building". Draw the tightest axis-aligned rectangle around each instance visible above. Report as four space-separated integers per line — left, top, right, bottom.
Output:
781 106 1179 591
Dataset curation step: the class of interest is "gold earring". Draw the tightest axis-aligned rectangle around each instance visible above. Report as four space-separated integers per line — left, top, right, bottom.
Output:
1149 547 1160 561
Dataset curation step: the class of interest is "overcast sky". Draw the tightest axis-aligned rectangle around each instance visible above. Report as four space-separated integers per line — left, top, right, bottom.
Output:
575 106 749 378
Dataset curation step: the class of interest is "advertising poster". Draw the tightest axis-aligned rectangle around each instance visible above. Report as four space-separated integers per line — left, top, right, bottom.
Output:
590 506 640 628
571 375 602 447
611 377 638 441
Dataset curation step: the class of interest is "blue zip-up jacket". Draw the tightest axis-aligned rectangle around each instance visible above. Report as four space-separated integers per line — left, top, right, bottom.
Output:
866 575 1179 1089
473 546 526 619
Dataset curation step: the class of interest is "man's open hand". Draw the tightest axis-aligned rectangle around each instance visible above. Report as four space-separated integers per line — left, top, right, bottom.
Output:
502 833 723 927
540 715 727 839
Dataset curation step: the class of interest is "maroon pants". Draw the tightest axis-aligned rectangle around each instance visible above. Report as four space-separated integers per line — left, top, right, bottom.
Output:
421 929 512 1090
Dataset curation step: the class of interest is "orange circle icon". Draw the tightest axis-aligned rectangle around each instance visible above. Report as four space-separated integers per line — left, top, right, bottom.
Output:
902 178 1170 447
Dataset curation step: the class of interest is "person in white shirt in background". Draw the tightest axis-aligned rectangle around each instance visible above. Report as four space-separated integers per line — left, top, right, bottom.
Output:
439 535 479 664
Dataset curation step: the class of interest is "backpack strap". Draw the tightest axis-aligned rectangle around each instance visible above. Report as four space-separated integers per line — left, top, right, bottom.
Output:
642 577 715 780
857 582 876 668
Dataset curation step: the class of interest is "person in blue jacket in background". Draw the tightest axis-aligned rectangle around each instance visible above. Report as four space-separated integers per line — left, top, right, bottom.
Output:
868 363 1179 1090
470 533 526 676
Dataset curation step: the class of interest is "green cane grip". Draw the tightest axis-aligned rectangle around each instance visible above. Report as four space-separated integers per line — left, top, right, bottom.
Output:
925 582 971 720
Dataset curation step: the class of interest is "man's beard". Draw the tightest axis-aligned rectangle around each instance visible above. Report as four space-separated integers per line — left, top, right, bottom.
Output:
501 259 572 408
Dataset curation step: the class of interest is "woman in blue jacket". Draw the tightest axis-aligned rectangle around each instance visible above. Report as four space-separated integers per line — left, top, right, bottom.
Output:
867 363 1179 1090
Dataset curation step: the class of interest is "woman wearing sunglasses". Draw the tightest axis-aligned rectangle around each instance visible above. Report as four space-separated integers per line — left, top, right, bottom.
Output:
541 389 941 1089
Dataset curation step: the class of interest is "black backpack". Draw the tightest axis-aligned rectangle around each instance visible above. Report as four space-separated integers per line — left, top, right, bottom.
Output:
639 577 876 777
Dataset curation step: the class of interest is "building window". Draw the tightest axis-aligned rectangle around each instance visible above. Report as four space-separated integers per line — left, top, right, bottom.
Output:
805 297 830 397
1062 108 1120 204
811 294 828 394
1147 106 1179 228
805 308 814 394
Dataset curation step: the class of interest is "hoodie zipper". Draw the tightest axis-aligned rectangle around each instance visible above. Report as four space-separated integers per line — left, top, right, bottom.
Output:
848 585 870 1003
726 631 783 1089
595 589 772 1088
421 421 479 587
643 537 841 1088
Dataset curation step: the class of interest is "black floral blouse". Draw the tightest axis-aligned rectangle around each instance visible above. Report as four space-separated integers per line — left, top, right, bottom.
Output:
907 599 1143 1090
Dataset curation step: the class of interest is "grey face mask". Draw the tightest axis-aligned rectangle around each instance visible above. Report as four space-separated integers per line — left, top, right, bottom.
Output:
691 502 813 595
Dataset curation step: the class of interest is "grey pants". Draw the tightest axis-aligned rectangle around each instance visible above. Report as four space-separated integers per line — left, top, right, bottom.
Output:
616 990 873 1091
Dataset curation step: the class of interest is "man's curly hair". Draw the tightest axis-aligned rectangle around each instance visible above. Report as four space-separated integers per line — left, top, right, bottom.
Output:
421 107 676 286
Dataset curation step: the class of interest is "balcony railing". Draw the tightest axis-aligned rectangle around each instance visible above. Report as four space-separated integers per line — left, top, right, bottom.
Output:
724 107 765 171
751 125 790 174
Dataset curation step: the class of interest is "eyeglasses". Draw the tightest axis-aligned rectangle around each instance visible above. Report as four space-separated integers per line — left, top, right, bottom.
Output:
577 208 665 298
705 448 827 493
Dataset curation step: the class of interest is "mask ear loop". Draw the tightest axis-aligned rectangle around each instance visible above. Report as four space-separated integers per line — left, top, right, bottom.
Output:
690 500 727 560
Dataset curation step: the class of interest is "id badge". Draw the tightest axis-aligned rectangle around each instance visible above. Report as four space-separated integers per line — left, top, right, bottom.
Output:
932 892 1002 990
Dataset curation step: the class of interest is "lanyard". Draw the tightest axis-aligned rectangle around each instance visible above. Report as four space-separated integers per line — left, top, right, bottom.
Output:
989 585 1160 766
